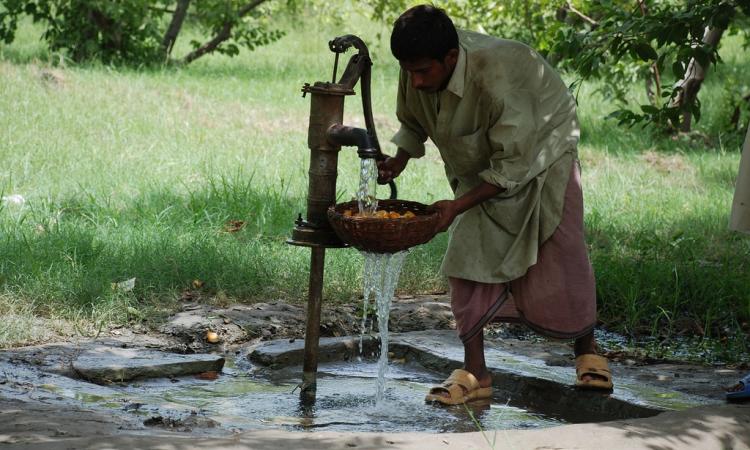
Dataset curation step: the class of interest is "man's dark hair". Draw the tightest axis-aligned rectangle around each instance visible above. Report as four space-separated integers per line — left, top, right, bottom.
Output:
390 4 458 62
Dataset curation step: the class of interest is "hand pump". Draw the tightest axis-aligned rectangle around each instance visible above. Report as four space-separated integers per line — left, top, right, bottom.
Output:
288 35 395 402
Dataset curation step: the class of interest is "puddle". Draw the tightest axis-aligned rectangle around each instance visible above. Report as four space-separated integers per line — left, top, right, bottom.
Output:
30 358 563 433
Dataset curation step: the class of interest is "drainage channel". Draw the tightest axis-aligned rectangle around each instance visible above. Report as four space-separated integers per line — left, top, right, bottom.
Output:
117 358 563 433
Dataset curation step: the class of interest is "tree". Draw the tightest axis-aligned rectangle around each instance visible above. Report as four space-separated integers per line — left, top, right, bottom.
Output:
0 0 287 65
553 0 750 133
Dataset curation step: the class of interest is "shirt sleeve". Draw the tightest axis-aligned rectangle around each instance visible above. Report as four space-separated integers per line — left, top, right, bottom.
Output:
390 70 428 158
478 89 544 195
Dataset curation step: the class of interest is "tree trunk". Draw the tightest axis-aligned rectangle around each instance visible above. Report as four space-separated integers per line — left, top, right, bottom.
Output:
673 26 725 132
180 0 268 65
161 0 191 59
637 1 663 106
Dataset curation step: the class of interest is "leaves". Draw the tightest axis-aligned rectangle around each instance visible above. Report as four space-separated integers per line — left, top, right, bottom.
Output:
633 42 658 61
0 0 288 65
544 0 749 133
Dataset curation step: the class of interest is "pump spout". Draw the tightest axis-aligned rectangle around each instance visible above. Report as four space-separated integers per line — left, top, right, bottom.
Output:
326 124 379 159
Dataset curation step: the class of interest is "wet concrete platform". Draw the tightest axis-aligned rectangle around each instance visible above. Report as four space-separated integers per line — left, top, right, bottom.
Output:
1 329 749 449
250 329 736 423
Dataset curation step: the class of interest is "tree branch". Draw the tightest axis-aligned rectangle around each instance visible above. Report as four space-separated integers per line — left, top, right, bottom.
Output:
180 0 269 65
637 1 662 105
672 26 726 131
565 1 598 28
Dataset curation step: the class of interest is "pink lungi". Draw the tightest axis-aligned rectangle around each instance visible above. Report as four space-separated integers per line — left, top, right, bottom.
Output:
449 162 597 343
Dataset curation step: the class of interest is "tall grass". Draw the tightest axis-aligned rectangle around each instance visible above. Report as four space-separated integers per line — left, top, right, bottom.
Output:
0 12 748 357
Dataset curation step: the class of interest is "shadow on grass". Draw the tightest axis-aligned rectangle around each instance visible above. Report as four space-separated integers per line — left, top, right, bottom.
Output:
0 180 446 319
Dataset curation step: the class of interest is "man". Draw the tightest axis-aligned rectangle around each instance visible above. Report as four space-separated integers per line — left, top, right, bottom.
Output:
726 122 750 402
378 4 612 405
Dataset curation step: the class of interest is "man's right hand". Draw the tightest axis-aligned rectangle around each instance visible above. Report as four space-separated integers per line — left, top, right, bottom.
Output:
377 148 411 184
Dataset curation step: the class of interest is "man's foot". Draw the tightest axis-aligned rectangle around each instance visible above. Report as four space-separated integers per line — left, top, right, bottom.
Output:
575 352 611 384
575 354 613 390
726 373 750 401
425 369 493 405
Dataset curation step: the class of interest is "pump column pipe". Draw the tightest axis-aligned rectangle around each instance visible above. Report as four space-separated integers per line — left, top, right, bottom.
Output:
296 82 352 400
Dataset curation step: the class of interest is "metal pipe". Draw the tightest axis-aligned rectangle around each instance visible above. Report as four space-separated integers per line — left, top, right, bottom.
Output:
300 246 325 400
326 124 379 159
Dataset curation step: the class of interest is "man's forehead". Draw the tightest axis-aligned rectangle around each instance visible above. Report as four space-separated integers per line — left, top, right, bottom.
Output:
399 58 436 71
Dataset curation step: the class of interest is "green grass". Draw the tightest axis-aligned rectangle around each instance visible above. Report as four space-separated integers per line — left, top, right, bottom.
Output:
0 13 748 359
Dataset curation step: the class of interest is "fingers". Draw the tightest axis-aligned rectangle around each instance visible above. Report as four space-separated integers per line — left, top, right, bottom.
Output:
377 169 393 184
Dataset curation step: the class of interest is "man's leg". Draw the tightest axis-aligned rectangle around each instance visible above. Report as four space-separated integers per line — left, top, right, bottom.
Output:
454 328 604 393
430 329 492 401
573 330 596 355
464 331 493 389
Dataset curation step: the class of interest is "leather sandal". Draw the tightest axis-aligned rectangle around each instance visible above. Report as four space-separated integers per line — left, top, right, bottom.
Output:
425 369 493 405
575 354 614 390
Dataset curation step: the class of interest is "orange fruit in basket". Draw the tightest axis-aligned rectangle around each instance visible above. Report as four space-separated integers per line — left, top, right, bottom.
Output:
375 210 389 218
388 211 401 219
403 211 416 218
343 209 353 217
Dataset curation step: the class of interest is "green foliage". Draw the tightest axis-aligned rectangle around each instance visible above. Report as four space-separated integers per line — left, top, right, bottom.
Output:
0 0 290 65
0 0 163 64
186 0 286 58
552 0 750 132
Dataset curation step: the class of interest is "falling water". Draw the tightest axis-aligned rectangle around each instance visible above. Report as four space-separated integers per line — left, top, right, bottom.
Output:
354 157 409 406
359 251 409 405
357 158 378 215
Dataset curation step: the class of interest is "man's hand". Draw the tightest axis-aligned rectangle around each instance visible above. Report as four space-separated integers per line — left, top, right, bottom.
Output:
429 182 506 236
377 148 411 184
430 200 461 234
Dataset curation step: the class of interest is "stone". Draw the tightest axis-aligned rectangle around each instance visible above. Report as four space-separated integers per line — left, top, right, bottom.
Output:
72 346 225 384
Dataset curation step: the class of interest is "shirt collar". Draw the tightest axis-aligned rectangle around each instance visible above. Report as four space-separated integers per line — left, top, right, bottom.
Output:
444 44 467 98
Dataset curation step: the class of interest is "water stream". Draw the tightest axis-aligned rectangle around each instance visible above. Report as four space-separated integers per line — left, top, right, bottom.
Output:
357 158 378 216
355 158 408 406
362 251 408 405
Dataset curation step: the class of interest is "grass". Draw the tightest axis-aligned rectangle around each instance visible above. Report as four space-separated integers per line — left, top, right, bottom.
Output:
0 11 748 360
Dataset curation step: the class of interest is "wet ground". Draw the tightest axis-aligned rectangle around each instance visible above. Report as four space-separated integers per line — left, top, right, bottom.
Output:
1 295 749 449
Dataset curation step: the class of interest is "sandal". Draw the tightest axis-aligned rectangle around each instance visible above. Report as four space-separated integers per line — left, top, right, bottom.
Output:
425 369 493 405
726 373 750 402
575 354 614 391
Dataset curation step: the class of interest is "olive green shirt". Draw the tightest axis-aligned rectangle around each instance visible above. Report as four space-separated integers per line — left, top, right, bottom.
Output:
391 30 580 283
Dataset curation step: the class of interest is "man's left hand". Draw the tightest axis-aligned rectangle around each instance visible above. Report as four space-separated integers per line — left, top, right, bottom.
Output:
430 200 460 234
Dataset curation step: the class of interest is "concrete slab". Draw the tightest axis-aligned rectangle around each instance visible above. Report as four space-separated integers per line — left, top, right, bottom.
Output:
0 396 748 449
1 330 749 449
72 346 225 383
250 330 735 425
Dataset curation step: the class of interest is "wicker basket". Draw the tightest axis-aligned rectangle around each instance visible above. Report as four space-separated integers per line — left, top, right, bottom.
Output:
327 199 438 254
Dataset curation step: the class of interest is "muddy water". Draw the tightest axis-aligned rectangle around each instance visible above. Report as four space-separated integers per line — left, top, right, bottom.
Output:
36 358 561 433
3 357 562 433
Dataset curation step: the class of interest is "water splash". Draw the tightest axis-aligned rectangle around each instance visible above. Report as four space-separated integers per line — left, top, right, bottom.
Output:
357 158 378 215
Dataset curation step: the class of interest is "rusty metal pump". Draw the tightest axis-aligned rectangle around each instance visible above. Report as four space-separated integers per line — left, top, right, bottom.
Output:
288 35 395 401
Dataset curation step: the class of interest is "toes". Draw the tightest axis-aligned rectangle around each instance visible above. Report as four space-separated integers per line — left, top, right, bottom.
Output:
727 382 745 393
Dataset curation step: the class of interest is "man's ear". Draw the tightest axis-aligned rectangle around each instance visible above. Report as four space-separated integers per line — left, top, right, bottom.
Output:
444 48 459 69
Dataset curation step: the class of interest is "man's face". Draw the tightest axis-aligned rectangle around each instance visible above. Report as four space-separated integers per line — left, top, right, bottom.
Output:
400 49 458 94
